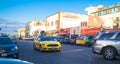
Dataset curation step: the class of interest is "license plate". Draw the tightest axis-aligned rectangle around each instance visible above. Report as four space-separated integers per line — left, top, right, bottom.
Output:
1 53 7 56
51 47 56 50
0 49 4 53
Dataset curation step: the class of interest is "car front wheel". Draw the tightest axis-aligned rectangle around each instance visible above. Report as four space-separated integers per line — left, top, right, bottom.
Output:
103 47 116 60
14 52 19 59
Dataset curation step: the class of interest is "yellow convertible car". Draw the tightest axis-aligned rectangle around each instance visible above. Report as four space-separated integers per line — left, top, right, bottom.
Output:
33 37 61 51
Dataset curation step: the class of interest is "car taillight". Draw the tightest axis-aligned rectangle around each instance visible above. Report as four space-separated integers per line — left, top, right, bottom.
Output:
92 40 96 44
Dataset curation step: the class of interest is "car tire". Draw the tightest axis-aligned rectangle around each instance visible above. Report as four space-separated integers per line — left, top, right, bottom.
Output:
103 47 116 60
39 45 43 52
57 50 61 52
14 52 19 59
33 44 37 50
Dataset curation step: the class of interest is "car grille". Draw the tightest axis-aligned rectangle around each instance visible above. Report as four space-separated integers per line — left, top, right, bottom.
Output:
47 44 58 47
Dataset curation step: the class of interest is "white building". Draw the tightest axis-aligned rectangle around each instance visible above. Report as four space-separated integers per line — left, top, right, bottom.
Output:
85 5 104 15
46 12 86 36
25 20 46 37
91 4 120 28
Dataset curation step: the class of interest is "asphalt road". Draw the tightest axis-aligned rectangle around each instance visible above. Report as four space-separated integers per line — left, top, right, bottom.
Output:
17 40 120 64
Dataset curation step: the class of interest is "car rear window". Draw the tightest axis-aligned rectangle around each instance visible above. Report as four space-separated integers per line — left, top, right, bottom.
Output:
99 33 114 39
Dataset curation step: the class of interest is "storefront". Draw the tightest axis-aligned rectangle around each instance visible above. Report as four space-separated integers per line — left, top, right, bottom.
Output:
80 28 100 35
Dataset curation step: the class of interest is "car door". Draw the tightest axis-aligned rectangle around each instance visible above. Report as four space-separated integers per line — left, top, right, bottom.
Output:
114 33 120 54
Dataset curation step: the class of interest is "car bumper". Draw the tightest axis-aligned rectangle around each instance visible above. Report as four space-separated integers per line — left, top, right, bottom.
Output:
42 46 61 51
0 52 17 57
92 45 102 55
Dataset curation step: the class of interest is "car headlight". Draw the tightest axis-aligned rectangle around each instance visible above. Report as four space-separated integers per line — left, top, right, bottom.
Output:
42 44 45 46
11 46 18 51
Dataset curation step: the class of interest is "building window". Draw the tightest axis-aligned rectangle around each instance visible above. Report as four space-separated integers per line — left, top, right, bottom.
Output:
81 22 87 27
55 20 58 25
118 7 120 12
115 8 118 12
51 21 53 26
98 12 101 16
101 11 104 15
111 8 115 13
48 22 50 26
105 10 107 14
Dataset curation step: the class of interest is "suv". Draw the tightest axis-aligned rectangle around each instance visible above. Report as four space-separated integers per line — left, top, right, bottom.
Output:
92 30 120 60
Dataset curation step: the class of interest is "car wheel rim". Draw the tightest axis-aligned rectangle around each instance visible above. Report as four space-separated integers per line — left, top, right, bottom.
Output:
104 49 114 60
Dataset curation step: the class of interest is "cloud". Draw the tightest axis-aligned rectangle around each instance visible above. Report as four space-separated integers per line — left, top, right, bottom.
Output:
85 6 97 15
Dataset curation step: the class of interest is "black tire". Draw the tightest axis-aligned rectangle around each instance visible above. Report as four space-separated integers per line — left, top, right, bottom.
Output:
39 45 43 52
57 50 61 52
103 47 116 60
33 44 37 50
14 52 19 59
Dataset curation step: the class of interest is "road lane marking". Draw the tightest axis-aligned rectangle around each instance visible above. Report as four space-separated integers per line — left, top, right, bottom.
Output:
84 53 92 64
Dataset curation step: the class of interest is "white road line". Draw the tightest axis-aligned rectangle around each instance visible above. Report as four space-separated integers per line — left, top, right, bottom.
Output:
85 53 92 64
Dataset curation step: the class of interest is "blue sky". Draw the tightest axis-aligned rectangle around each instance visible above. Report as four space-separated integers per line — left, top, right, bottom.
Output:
0 0 120 24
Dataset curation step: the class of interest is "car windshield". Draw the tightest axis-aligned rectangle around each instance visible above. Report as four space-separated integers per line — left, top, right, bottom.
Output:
79 35 86 40
0 38 13 45
40 37 55 41
88 36 94 39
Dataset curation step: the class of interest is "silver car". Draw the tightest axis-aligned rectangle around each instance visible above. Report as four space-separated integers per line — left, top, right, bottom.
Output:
92 30 120 60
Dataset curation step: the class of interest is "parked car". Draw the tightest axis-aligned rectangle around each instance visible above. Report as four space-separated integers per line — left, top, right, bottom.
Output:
63 38 70 44
92 30 120 60
69 35 78 44
0 36 19 58
0 58 33 64
56 37 64 44
76 35 87 45
33 37 61 51
18 37 23 40
86 35 94 46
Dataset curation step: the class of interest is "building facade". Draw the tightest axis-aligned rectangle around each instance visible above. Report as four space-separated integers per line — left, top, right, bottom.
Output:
46 12 84 36
46 12 103 36
25 20 46 38
91 4 120 29
18 28 25 37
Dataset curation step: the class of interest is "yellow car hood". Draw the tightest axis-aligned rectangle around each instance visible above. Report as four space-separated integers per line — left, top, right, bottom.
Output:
40 41 60 44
